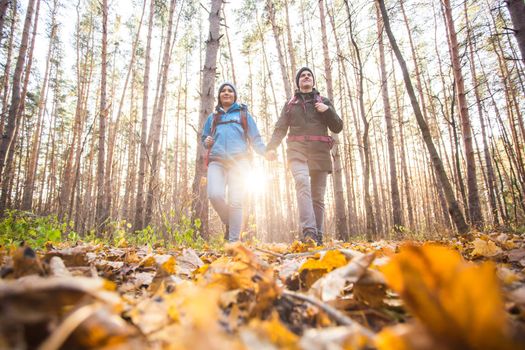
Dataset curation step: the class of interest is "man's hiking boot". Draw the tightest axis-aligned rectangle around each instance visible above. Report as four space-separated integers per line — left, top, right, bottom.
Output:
302 230 319 245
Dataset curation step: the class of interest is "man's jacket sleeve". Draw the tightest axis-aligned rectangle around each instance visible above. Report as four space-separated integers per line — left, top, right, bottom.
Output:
267 105 289 151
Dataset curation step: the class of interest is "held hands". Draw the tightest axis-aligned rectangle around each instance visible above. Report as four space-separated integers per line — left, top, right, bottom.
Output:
204 136 214 148
265 150 277 161
315 102 329 113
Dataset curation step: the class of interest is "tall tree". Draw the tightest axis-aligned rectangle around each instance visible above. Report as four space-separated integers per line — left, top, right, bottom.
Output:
266 0 292 99
442 0 483 227
96 0 108 230
0 0 36 194
21 0 58 210
191 0 222 238
134 0 155 230
378 0 469 234
319 0 348 240
0 0 10 47
506 0 525 65
345 0 376 238
375 2 403 231
145 0 177 226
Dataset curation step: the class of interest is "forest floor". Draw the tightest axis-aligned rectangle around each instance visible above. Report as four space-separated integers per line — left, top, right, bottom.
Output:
1 228 525 349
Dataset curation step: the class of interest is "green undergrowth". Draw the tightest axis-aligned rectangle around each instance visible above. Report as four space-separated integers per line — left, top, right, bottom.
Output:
0 210 207 250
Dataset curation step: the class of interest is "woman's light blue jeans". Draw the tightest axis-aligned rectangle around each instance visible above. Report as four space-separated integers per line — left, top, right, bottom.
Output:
207 159 248 242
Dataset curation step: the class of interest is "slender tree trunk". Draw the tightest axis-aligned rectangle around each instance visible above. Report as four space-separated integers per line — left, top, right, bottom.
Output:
0 0 38 214
96 0 108 231
345 0 375 238
376 2 403 231
0 0 35 192
191 0 222 239
319 0 347 240
0 0 10 48
134 0 155 230
21 0 57 210
0 0 16 138
378 0 468 234
145 0 176 227
267 0 292 99
506 0 525 65
222 7 237 86
442 0 483 227
283 0 296 78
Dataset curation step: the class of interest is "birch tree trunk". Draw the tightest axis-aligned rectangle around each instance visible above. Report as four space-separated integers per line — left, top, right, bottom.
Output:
191 0 222 239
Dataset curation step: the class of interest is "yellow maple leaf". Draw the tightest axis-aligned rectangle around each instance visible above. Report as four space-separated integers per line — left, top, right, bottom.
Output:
299 250 349 289
380 244 519 350
471 238 502 258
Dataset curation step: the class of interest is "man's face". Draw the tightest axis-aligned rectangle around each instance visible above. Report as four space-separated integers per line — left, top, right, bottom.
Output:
299 71 314 92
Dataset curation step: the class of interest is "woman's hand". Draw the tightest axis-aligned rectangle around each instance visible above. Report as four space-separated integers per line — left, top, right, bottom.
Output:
265 150 277 161
204 136 214 148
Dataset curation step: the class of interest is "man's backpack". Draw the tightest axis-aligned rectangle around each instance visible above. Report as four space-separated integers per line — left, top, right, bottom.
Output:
285 93 324 117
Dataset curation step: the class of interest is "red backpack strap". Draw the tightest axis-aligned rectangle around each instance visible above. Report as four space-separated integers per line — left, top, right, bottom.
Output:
285 95 298 115
210 112 221 136
316 94 323 104
205 112 221 168
240 105 249 141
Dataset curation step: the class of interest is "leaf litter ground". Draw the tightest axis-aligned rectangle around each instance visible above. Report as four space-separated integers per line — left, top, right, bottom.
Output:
1 232 525 349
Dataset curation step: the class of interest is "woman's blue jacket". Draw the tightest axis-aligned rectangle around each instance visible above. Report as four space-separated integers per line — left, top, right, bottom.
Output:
201 102 266 160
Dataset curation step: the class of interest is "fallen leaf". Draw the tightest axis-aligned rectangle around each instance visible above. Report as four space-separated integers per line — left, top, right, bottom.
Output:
381 244 520 350
471 238 502 258
309 253 375 302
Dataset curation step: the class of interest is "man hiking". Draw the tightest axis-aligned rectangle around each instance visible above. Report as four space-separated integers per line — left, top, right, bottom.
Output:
266 67 343 245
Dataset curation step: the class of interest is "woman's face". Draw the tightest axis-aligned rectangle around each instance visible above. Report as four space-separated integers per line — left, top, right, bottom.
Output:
219 86 235 107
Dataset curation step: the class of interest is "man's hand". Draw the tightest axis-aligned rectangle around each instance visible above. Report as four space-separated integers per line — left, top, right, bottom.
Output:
204 136 214 148
315 102 329 113
265 150 277 161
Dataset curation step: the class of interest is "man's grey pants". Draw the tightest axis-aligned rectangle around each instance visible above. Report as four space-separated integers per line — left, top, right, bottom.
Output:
290 160 328 238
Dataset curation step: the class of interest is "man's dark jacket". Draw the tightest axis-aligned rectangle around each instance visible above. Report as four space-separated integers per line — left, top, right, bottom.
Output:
267 88 343 173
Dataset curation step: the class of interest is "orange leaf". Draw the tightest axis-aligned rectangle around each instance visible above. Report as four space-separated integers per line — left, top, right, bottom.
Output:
380 244 519 350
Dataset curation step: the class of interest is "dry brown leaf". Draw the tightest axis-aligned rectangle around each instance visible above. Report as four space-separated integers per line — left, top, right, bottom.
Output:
12 244 44 278
309 253 375 302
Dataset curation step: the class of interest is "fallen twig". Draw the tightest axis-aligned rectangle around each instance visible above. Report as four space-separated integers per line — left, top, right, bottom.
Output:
281 290 376 340
254 247 285 259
